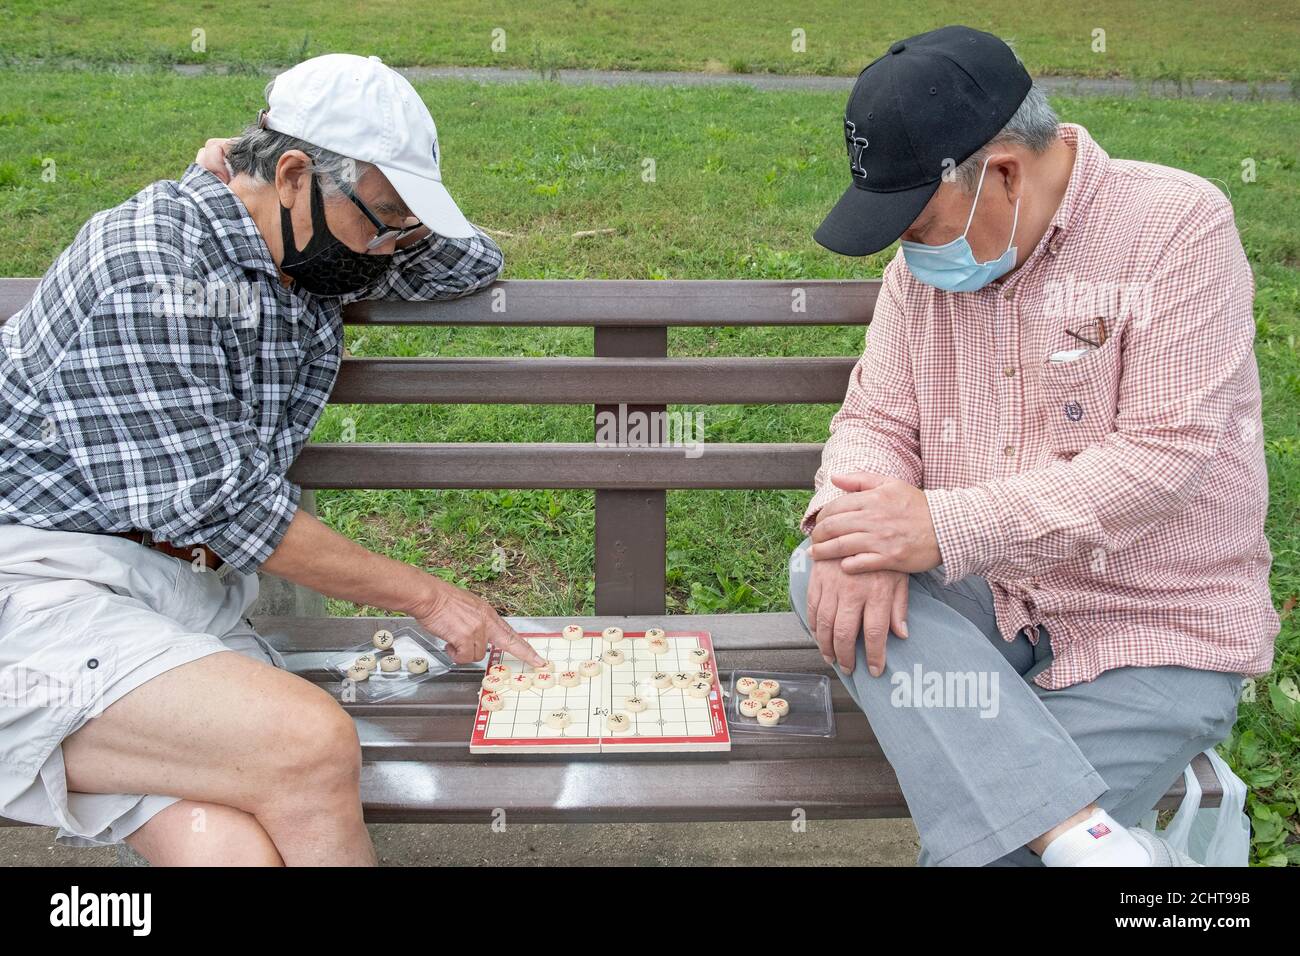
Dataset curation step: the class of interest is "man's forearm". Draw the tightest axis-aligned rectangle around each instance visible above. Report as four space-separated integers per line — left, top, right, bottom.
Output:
260 507 437 616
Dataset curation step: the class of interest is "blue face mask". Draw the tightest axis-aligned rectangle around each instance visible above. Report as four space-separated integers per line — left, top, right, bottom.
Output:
900 155 1020 292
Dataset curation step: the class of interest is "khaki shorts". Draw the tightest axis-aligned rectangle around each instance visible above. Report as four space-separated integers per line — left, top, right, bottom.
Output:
0 524 283 847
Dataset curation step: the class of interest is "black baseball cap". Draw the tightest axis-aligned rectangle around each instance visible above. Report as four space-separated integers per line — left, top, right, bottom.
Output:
814 25 1032 257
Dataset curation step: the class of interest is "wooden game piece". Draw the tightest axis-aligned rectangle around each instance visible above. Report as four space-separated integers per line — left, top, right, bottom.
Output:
544 709 572 730
372 629 395 650
651 672 672 689
646 638 669 654
625 696 648 712
735 677 759 694
558 670 581 687
379 655 402 673
481 692 504 712
346 665 370 682
756 709 781 727
694 670 714 685
481 674 508 692
687 680 711 698
758 679 781 697
509 673 533 691
768 698 790 717
562 624 585 640
606 713 632 733
748 688 772 704
532 672 557 690
407 657 429 675
487 663 512 678
355 654 377 671
600 649 626 666
739 697 764 717
685 648 710 666
670 672 692 688
644 627 666 641
530 660 555 673
602 626 624 643
579 660 602 678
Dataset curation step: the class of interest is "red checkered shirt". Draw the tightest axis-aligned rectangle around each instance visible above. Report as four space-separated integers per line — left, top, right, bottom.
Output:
803 122 1279 690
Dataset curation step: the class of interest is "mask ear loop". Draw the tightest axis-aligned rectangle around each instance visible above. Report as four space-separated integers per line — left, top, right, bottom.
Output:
960 154 994 238
963 154 1021 257
1004 194 1021 256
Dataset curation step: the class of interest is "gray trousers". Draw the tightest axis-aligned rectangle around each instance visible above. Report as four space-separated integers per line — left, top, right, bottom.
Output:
787 539 1245 867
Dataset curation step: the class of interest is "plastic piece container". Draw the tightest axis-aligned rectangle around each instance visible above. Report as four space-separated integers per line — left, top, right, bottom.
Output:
322 624 453 702
725 669 836 737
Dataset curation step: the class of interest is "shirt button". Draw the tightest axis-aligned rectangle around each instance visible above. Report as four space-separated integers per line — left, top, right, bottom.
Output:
87 658 99 669
1003 445 1016 457
1003 366 1016 377
1001 286 1015 301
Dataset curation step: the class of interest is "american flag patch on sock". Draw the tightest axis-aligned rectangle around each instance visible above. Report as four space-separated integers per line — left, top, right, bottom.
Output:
1087 823 1112 838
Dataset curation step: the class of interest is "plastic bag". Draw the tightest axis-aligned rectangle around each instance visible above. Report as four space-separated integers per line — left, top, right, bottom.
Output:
1137 749 1250 866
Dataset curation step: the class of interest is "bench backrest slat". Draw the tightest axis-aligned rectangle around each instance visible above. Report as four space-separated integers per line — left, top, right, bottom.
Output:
333 356 858 404
344 279 877 326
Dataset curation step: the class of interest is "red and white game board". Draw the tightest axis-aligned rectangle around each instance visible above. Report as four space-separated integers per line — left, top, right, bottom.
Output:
470 629 730 753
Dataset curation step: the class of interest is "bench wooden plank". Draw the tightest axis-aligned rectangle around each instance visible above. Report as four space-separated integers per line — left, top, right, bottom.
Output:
287 442 822 490
0 278 878 328
0 278 878 327
351 714 882 761
331 356 857 405
342 279 879 327
259 612 817 650
358 756 904 823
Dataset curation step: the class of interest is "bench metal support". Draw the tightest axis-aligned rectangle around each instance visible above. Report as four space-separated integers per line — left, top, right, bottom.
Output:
594 326 667 615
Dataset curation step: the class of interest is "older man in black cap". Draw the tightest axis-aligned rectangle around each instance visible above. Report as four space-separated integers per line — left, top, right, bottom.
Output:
790 26 1276 866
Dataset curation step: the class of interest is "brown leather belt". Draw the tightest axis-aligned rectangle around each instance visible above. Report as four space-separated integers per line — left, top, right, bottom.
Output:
106 530 224 571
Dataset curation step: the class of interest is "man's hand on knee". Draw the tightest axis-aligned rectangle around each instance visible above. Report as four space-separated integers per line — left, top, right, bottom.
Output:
807 558 909 677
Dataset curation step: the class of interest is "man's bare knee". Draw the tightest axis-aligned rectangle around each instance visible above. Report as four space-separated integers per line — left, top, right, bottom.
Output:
128 800 284 866
257 689 361 803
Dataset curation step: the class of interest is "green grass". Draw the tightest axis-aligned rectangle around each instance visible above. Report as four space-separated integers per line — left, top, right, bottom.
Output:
0 68 1297 863
1 0 1298 82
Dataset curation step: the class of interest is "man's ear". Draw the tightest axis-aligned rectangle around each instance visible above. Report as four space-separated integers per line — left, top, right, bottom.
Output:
989 151 1024 204
273 149 312 210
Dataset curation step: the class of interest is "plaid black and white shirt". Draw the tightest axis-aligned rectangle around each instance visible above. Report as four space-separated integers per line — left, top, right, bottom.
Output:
0 163 503 573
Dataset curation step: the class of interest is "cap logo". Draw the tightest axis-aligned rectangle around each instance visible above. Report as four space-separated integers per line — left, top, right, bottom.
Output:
431 138 438 165
844 119 869 178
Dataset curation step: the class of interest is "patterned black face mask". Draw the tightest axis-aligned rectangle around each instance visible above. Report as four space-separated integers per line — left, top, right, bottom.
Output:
279 173 393 297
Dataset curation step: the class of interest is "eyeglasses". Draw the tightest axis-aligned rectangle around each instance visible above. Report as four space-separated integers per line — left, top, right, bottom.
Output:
1065 317 1109 349
328 173 426 250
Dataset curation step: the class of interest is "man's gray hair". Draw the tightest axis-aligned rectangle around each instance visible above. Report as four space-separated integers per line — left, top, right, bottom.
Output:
225 79 374 197
950 46 1059 192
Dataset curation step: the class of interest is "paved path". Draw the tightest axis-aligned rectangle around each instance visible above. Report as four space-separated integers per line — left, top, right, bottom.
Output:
35 61 1286 100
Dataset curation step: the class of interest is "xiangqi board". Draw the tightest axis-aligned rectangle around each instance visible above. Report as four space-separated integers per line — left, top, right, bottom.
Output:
470 628 730 753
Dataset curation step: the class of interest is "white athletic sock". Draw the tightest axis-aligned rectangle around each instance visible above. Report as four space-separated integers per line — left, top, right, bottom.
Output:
1039 809 1152 867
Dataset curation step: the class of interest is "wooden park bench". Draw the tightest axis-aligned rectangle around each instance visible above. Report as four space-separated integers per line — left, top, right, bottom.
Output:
0 276 1221 839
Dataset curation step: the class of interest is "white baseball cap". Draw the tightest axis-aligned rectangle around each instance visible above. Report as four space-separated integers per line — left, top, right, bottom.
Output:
260 53 475 238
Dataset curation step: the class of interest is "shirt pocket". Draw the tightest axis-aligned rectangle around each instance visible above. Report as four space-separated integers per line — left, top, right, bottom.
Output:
1038 337 1123 458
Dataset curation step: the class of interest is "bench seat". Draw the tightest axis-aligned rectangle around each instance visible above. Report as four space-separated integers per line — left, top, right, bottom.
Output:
256 612 1222 824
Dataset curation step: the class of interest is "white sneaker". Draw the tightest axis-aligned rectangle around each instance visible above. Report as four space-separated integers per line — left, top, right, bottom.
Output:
1128 825 1203 866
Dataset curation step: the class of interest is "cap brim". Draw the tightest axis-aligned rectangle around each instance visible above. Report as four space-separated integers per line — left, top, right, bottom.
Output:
376 162 477 239
813 179 940 257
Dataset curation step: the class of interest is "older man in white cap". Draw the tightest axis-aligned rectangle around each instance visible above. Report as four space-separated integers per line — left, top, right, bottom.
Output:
0 54 544 865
